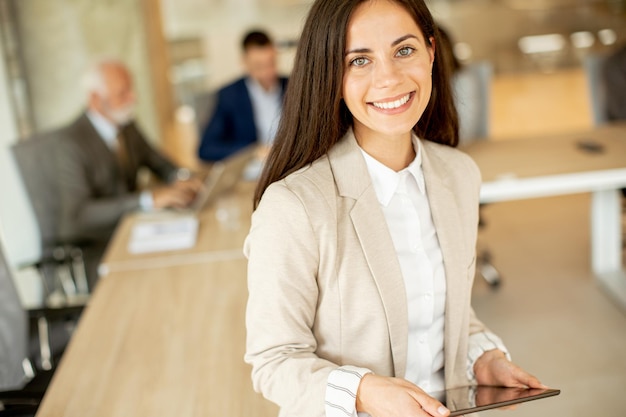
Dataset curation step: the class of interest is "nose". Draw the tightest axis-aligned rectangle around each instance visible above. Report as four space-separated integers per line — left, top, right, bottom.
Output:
371 58 401 89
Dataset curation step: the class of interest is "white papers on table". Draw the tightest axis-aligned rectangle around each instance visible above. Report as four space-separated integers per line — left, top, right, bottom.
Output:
128 216 199 254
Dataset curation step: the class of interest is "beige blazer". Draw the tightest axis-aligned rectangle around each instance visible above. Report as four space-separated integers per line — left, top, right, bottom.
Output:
245 129 490 417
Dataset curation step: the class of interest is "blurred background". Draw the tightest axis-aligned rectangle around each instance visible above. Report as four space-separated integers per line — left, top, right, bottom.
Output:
1 1 626 416
1 0 625 156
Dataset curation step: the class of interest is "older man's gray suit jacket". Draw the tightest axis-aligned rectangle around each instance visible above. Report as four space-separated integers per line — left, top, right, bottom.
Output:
56 113 178 242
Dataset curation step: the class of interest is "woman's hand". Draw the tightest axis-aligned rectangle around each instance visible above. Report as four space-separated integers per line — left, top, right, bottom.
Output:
473 349 548 389
356 374 450 417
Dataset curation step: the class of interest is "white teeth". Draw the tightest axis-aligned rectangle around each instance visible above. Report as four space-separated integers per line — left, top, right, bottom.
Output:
372 93 410 109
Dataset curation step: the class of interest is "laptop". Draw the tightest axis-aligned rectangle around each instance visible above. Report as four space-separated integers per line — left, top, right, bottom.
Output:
127 145 257 254
187 144 258 213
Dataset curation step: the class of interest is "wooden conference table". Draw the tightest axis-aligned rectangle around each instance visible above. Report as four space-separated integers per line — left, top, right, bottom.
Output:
36 181 279 417
98 181 257 275
462 122 626 309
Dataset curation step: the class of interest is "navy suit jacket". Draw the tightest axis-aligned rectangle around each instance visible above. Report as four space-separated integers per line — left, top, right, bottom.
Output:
198 76 288 161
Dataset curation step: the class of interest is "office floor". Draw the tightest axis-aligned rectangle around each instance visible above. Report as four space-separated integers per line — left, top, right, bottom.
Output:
472 192 626 417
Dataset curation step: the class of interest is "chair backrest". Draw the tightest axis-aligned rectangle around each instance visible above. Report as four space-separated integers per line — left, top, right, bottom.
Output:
453 60 493 145
583 53 609 126
0 142 43 268
11 132 63 252
0 239 28 391
192 90 217 135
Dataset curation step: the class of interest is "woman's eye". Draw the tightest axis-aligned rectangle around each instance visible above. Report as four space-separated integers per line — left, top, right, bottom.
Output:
397 46 415 57
350 57 369 67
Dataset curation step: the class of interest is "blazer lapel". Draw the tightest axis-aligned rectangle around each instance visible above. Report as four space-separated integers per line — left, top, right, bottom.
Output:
328 130 408 377
421 141 470 379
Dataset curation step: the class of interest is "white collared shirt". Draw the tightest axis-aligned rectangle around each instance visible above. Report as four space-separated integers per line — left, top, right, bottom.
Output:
86 109 118 150
361 137 447 394
245 77 282 146
325 135 509 417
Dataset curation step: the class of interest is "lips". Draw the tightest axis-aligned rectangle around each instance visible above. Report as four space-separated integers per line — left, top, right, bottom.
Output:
370 92 412 110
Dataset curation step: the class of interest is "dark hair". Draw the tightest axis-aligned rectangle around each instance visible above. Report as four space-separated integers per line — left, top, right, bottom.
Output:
437 25 462 74
254 0 459 208
242 30 273 51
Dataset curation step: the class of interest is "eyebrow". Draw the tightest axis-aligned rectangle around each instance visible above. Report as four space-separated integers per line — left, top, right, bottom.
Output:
345 34 420 55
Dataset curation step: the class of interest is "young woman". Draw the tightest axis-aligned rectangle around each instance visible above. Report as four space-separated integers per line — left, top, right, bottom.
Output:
245 1 546 416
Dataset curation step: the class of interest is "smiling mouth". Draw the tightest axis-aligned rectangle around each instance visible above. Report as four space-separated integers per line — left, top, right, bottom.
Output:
370 92 412 110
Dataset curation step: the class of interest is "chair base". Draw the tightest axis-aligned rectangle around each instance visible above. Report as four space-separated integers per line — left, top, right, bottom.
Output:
477 250 501 288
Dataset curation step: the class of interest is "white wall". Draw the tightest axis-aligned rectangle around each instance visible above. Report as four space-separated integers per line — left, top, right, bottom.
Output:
13 0 159 142
0 38 44 307
161 0 626 88
0 38 18 147
161 0 311 90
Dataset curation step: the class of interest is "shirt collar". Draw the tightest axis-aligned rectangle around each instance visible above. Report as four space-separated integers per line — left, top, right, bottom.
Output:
86 109 118 148
245 76 280 97
360 134 426 206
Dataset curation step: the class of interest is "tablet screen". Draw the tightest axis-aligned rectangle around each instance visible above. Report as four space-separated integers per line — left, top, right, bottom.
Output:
432 386 560 416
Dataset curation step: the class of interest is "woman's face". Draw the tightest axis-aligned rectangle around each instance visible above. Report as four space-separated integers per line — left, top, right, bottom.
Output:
342 0 434 143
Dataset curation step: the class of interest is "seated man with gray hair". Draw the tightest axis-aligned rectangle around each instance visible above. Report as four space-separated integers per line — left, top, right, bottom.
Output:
55 58 201 288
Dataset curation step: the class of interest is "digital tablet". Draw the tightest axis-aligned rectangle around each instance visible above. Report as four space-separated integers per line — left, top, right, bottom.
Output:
432 386 560 416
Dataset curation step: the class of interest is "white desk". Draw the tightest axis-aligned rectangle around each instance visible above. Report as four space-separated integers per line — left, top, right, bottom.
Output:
463 123 626 309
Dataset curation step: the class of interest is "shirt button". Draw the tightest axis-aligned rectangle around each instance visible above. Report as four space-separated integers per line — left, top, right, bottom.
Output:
419 337 426 344
424 292 432 299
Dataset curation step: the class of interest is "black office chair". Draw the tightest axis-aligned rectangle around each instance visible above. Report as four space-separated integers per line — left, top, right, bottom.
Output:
584 50 626 243
476 211 501 288
453 61 502 288
0 135 87 373
192 89 217 140
583 52 609 127
0 240 77 416
11 132 90 298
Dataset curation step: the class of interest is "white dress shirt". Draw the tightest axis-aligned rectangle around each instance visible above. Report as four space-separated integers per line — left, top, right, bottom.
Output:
325 136 509 417
86 110 118 149
245 77 282 146
362 137 447 394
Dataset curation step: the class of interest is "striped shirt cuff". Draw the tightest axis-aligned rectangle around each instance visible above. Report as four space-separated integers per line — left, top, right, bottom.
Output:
467 331 511 383
325 365 372 417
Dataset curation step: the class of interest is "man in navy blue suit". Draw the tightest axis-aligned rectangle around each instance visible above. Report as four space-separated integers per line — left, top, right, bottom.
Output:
198 30 288 162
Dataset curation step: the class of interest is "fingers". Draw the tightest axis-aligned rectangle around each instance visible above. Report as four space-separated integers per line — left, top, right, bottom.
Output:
418 397 450 417
474 349 550 390
356 374 449 417
152 186 197 209
173 177 203 193
514 368 549 389
407 389 449 417
483 357 549 390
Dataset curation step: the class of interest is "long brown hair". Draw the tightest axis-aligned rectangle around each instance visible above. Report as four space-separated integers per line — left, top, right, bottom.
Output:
254 0 458 208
